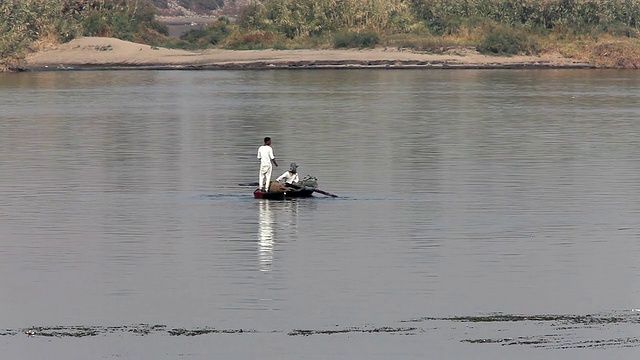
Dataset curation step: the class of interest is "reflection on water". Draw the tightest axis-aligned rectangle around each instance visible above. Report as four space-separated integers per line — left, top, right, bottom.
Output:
258 199 299 272
258 200 274 272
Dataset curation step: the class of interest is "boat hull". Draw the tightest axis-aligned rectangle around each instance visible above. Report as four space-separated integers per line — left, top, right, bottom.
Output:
253 188 314 200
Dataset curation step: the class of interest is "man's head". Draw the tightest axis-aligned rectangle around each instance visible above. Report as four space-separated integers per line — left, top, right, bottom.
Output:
289 163 298 173
264 137 271 145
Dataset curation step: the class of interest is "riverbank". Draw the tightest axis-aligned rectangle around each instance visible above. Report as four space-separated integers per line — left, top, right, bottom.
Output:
25 37 593 71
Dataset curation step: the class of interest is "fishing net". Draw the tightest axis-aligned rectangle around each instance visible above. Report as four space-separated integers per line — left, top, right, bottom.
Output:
301 175 318 188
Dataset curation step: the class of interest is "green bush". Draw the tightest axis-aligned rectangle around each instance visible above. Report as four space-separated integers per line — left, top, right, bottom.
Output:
409 0 640 34
333 31 380 48
0 0 77 70
477 26 537 55
181 28 209 43
82 11 111 37
79 0 169 41
224 30 286 50
0 0 176 71
179 17 234 47
147 18 170 36
426 17 451 36
237 0 416 38
601 22 639 38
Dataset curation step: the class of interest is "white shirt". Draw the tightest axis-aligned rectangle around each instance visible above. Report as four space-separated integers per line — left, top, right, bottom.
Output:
257 145 275 167
276 171 299 184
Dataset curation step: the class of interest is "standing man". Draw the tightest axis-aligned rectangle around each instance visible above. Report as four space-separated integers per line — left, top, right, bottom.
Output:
257 137 278 192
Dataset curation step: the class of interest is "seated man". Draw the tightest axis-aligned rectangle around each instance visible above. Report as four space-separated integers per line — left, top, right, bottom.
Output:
276 163 300 186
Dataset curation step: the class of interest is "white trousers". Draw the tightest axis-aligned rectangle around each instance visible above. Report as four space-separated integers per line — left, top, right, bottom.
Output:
259 164 273 191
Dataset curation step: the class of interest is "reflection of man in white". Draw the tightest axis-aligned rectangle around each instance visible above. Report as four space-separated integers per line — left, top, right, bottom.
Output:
276 163 300 185
257 137 278 192
258 200 274 272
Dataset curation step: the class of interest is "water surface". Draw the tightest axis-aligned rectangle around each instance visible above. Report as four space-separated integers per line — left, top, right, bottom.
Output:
1 69 640 359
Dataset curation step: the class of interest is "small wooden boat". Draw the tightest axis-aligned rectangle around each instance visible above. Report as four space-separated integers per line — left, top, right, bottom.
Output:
253 187 315 200
241 175 338 199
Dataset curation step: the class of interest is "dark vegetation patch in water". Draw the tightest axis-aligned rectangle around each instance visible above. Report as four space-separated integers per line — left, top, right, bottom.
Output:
168 328 254 336
18 324 169 338
462 336 550 346
462 338 513 344
414 312 640 349
24 326 102 338
404 313 637 325
128 324 167 335
463 335 640 349
288 326 418 336
2 325 416 338
5 313 640 349
555 337 640 349
9 325 254 338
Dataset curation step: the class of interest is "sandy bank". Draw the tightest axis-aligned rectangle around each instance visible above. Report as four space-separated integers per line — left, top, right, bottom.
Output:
26 37 593 71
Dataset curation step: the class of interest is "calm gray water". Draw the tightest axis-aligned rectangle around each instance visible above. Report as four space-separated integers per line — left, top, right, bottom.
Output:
1 69 640 359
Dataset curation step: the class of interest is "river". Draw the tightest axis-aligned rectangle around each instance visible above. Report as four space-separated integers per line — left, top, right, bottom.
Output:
1 69 639 359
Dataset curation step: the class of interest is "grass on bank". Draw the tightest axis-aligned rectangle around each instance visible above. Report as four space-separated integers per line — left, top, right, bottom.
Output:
0 0 169 71
3 0 640 71
184 0 640 65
